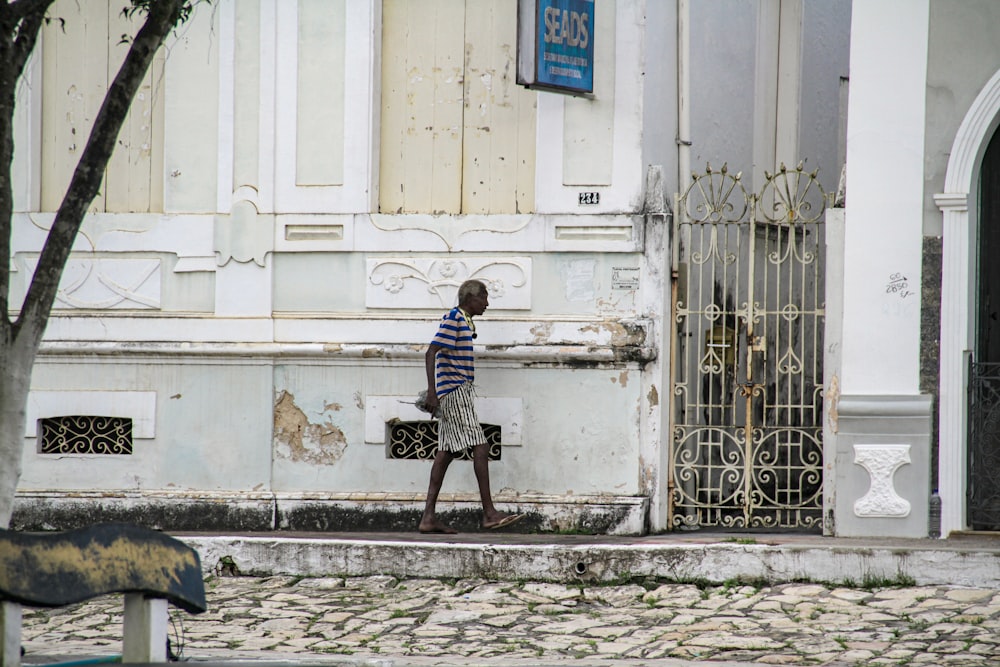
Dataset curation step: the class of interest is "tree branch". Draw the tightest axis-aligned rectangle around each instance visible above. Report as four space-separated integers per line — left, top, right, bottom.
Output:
3 0 55 23
15 0 187 344
9 1 49 71
0 54 15 336
0 2 51 335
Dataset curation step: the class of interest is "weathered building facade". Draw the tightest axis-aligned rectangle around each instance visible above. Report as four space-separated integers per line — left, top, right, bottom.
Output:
12 0 670 534
23 0 968 539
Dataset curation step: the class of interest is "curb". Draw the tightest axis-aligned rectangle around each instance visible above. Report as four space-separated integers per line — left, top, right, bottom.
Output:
181 534 1000 587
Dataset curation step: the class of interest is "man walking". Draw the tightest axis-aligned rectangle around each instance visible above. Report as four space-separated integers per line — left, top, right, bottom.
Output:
418 279 522 534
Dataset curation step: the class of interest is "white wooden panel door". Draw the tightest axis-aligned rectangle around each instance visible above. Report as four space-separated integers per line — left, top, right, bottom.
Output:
380 0 535 215
380 0 465 214
462 1 536 214
41 0 164 213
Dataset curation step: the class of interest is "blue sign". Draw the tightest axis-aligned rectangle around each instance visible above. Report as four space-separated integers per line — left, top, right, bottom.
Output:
518 0 594 96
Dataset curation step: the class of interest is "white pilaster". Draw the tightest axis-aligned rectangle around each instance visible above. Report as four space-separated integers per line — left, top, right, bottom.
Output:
841 0 929 395
774 0 802 167
935 194 971 536
822 208 846 535
751 0 780 190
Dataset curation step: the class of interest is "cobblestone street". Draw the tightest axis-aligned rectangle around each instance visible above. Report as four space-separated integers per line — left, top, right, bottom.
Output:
21 574 1000 666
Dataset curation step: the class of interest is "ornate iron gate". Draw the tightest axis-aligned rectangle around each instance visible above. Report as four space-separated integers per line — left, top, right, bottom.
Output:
669 164 827 531
967 360 1000 530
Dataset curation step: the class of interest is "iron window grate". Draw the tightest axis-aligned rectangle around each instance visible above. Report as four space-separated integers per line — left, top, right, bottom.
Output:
388 421 501 461
39 416 134 455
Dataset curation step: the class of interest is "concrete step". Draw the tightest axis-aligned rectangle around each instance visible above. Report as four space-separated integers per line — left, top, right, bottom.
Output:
177 530 1000 588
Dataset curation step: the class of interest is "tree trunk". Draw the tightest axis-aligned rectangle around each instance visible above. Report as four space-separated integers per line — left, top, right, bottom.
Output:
0 1 58 530
0 338 34 527
0 0 190 529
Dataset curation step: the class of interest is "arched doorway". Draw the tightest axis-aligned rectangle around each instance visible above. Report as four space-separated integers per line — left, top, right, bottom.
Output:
969 126 1000 530
936 67 1000 536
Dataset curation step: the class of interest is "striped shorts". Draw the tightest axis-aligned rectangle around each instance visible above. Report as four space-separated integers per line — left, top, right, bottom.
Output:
437 382 485 453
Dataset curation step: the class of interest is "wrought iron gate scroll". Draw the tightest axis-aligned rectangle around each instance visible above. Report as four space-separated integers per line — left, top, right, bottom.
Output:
670 164 827 531
967 360 1000 530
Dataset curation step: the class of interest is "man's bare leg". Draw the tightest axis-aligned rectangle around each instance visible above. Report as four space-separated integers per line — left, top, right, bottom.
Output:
472 443 521 528
419 449 458 533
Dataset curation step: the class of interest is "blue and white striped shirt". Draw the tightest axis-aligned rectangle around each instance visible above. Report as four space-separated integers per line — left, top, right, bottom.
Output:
431 307 475 397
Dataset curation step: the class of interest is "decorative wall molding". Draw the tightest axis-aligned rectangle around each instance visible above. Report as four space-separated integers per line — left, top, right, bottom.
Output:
274 214 354 252
23 257 161 310
173 257 217 273
546 215 642 252
11 213 217 275
214 202 273 267
360 213 642 253
367 214 533 251
942 68 1000 194
367 257 531 310
853 444 911 517
36 339 654 368
20 212 160 249
34 316 654 361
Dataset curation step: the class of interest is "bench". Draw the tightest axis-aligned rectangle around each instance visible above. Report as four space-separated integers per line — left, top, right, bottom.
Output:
0 522 207 665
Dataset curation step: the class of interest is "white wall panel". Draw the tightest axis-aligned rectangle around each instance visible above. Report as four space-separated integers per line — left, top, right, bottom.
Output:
40 1 165 213
275 0 377 213
296 0 346 186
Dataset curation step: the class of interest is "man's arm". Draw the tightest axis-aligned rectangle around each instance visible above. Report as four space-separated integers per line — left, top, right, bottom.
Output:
424 343 443 410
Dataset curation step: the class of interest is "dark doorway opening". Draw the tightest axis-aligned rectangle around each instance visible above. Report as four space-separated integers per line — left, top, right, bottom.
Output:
969 124 1000 530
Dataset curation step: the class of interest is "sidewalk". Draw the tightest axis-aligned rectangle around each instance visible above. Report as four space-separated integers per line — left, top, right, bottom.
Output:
18 530 1000 666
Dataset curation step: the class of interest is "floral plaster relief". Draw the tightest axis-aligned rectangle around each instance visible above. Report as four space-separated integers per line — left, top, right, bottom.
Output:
367 257 530 309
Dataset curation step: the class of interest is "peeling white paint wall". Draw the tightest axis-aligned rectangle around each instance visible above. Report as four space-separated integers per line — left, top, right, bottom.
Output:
12 0 662 534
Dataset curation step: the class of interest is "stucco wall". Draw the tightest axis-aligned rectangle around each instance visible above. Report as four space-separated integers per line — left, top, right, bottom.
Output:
20 360 274 492
19 355 642 497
